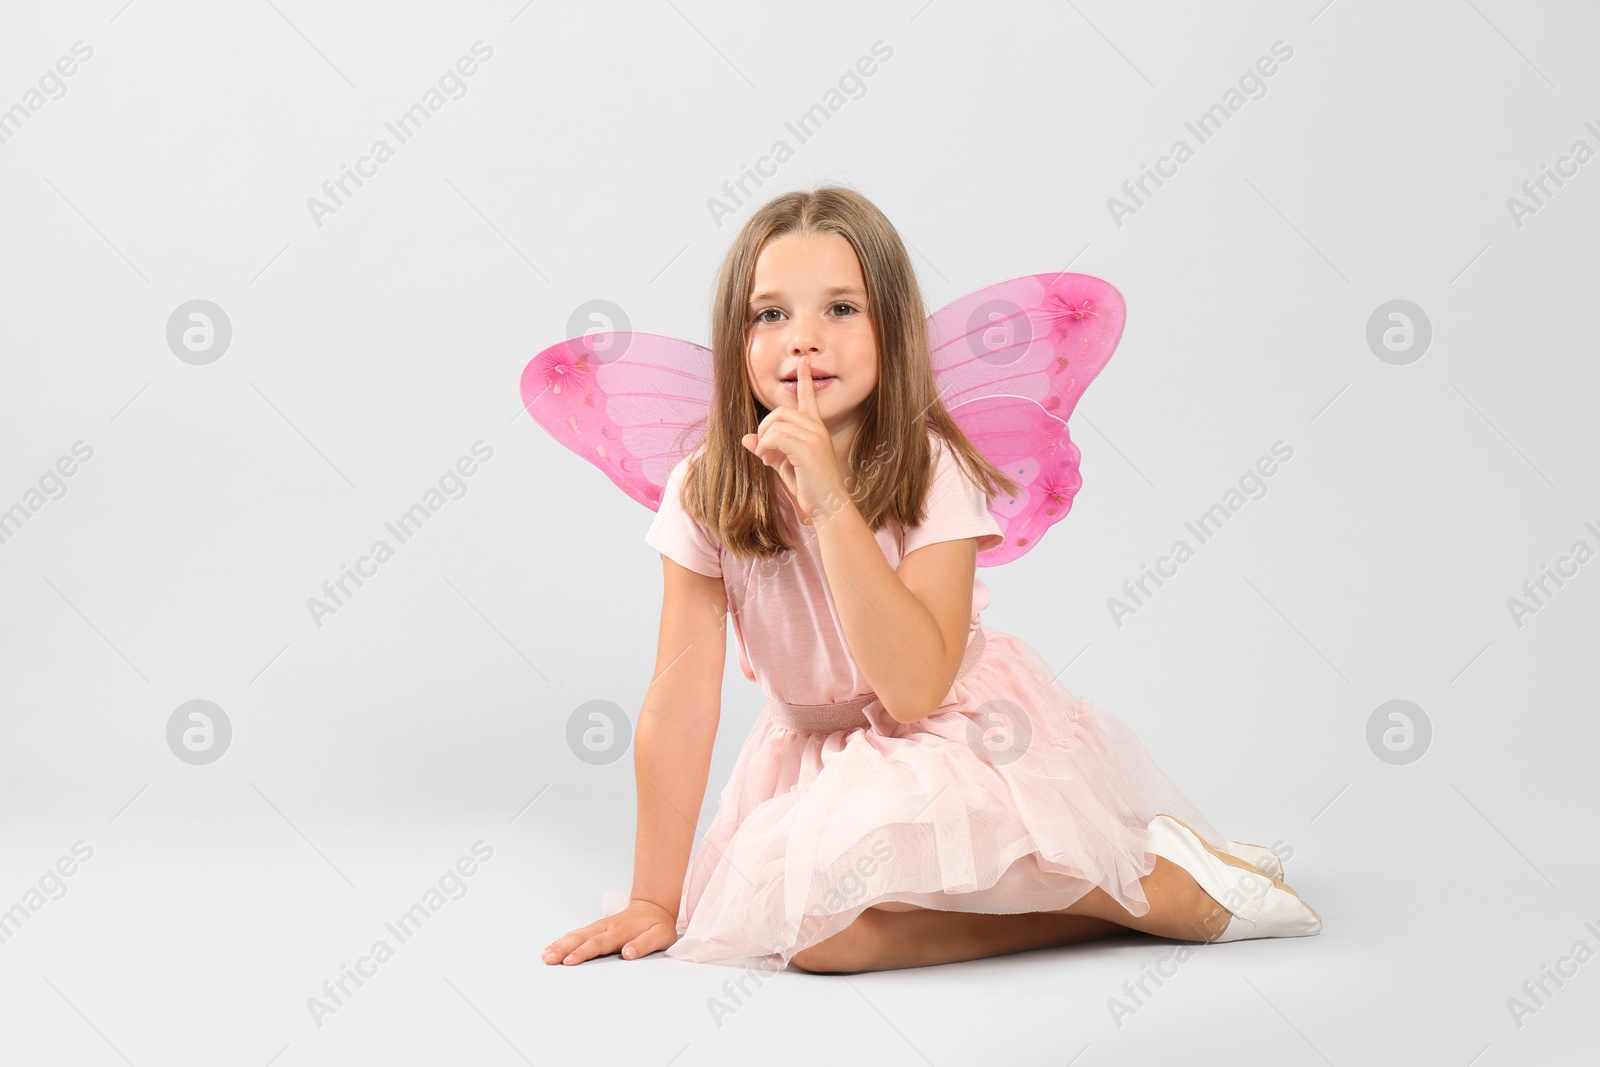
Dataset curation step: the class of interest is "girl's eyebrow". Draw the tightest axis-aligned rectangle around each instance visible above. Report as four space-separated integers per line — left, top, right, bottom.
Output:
748 285 865 306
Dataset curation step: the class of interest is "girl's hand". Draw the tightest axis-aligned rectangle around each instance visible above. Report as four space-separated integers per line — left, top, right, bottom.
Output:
542 899 678 966
741 353 847 522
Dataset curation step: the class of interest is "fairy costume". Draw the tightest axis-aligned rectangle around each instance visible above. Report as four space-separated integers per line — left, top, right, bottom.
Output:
524 272 1231 969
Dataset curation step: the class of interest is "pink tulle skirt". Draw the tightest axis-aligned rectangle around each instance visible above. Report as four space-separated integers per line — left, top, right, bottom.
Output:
663 627 1228 970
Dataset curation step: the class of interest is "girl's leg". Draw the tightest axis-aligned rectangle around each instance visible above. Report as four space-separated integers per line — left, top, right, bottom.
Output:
1047 854 1237 941
791 856 1228 974
858 908 1130 971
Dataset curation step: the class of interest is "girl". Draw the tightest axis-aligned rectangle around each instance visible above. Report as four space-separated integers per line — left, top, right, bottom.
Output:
541 186 1321 973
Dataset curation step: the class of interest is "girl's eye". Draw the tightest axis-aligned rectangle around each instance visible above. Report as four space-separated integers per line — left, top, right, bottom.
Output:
753 303 858 323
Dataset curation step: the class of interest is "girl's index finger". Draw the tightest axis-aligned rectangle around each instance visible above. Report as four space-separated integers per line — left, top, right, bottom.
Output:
797 353 818 418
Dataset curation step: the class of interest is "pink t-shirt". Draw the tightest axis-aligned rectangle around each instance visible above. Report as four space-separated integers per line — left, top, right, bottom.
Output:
643 431 1004 706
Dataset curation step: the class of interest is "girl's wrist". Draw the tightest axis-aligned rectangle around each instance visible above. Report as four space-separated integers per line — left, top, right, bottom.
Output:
807 491 865 539
630 895 677 917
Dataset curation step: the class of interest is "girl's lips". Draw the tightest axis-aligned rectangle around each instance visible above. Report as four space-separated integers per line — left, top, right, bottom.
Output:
782 376 834 392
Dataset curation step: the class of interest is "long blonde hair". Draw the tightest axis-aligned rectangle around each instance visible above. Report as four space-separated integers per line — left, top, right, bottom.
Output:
678 184 1019 559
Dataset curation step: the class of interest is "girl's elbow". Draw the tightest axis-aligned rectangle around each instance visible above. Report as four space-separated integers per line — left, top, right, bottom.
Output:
889 684 947 726
884 690 942 725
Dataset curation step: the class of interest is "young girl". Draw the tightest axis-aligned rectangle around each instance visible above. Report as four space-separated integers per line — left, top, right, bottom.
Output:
541 186 1321 974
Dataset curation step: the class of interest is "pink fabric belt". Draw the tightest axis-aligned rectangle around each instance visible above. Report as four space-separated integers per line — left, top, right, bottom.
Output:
765 628 987 734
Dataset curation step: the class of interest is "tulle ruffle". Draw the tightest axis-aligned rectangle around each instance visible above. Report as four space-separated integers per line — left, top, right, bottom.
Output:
662 627 1228 970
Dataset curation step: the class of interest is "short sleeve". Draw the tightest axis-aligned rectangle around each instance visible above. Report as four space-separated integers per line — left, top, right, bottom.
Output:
901 438 1005 557
644 455 723 578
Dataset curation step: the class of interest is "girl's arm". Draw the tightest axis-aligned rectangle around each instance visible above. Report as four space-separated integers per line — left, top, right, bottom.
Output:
629 555 728 918
813 504 976 724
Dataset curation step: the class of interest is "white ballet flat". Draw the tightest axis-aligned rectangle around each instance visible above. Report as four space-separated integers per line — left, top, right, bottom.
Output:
1225 839 1285 880
1147 814 1322 942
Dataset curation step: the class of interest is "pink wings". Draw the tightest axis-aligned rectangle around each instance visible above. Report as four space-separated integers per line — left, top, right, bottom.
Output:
927 273 1125 564
518 331 715 510
520 272 1125 564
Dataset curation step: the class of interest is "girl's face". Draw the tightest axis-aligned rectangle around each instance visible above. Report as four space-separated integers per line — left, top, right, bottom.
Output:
744 231 879 438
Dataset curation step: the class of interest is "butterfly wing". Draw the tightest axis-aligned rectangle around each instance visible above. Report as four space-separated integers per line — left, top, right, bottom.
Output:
519 331 715 510
927 272 1126 565
946 395 1080 567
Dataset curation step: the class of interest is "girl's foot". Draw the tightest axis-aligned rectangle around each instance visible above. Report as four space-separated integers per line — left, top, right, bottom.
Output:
1147 814 1322 942
1225 839 1285 879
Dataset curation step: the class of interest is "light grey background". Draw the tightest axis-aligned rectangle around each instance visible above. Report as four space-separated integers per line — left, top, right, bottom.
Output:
2 0 1596 1063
